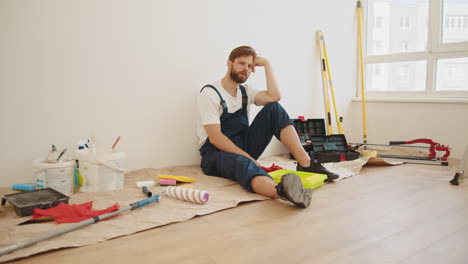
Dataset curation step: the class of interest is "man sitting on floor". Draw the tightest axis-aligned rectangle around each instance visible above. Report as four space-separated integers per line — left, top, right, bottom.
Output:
196 46 339 208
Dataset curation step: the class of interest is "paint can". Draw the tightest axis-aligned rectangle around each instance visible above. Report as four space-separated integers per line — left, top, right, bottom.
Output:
75 152 127 192
33 159 75 196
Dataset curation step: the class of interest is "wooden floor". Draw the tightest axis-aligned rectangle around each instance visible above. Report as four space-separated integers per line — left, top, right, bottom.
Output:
9 162 468 264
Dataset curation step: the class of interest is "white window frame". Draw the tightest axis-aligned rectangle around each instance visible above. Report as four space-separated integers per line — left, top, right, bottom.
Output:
361 0 468 99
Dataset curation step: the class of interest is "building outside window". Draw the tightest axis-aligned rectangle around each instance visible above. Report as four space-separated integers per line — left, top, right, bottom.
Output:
400 41 409 52
375 16 383 28
364 0 468 98
400 16 410 29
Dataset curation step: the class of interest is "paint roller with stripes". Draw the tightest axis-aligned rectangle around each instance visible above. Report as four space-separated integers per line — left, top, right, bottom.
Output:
135 181 210 203
165 186 210 204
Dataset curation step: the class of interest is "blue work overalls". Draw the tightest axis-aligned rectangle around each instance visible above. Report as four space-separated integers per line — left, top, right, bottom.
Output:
199 84 293 192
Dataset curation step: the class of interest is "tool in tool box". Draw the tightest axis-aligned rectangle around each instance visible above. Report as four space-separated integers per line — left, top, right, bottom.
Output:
350 138 451 166
317 30 344 135
450 145 468 185
0 195 161 256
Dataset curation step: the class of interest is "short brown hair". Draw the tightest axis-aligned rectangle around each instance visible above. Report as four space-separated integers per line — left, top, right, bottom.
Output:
228 46 256 62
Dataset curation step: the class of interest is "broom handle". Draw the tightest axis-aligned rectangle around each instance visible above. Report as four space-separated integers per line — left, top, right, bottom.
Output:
0 195 160 257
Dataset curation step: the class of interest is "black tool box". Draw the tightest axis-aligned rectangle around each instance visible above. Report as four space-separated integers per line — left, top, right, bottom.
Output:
291 118 360 163
309 134 360 163
293 118 326 153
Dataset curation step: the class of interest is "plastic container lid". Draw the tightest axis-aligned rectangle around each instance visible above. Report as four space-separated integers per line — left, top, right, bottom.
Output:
33 159 75 169
74 151 127 163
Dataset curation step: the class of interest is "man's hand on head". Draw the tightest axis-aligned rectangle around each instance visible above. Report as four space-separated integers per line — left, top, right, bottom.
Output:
252 56 270 73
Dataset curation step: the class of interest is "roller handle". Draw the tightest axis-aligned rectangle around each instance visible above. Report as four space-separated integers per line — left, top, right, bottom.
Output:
0 195 161 257
130 195 160 209
389 141 407 145
142 186 152 197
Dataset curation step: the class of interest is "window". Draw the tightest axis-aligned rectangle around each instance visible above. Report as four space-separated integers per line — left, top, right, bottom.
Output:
366 61 426 91
400 41 409 52
364 0 468 98
375 16 383 28
398 64 410 82
374 40 383 52
436 57 468 90
400 16 410 29
374 64 382 75
445 15 468 30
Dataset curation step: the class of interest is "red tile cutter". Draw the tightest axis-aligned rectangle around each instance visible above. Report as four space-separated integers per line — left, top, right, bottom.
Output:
388 138 450 162
350 138 451 166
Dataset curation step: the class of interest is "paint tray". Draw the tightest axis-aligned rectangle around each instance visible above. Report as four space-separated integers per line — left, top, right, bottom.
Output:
269 170 327 190
1 188 70 217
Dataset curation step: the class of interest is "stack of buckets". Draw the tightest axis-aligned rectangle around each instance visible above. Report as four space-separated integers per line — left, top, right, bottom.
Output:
33 159 75 196
33 140 127 195
75 151 127 193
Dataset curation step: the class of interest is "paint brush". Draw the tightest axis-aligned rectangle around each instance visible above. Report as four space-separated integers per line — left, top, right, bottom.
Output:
56 148 67 162
111 136 121 151
17 216 55 226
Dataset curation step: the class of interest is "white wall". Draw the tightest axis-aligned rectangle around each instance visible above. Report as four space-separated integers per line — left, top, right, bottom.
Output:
0 0 359 186
2 1 464 188
345 101 468 159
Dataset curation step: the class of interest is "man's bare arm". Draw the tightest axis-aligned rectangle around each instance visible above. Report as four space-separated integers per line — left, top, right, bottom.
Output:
253 57 282 106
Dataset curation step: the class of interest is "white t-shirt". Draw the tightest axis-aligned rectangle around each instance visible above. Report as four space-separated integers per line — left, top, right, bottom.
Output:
196 80 261 147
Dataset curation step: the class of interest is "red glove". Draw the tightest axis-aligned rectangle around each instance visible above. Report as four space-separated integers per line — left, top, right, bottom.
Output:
261 163 284 173
33 201 120 223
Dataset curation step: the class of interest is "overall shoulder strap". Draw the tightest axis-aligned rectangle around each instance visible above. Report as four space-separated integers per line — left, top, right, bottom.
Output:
201 85 227 113
239 85 248 108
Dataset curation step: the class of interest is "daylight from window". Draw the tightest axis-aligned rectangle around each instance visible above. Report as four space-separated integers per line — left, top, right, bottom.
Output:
365 0 468 93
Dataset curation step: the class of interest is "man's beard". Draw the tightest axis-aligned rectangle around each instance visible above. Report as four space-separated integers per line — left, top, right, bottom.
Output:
230 69 249 83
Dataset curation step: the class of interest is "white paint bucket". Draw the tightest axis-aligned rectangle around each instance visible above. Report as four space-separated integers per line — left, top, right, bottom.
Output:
33 159 75 196
76 152 127 192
